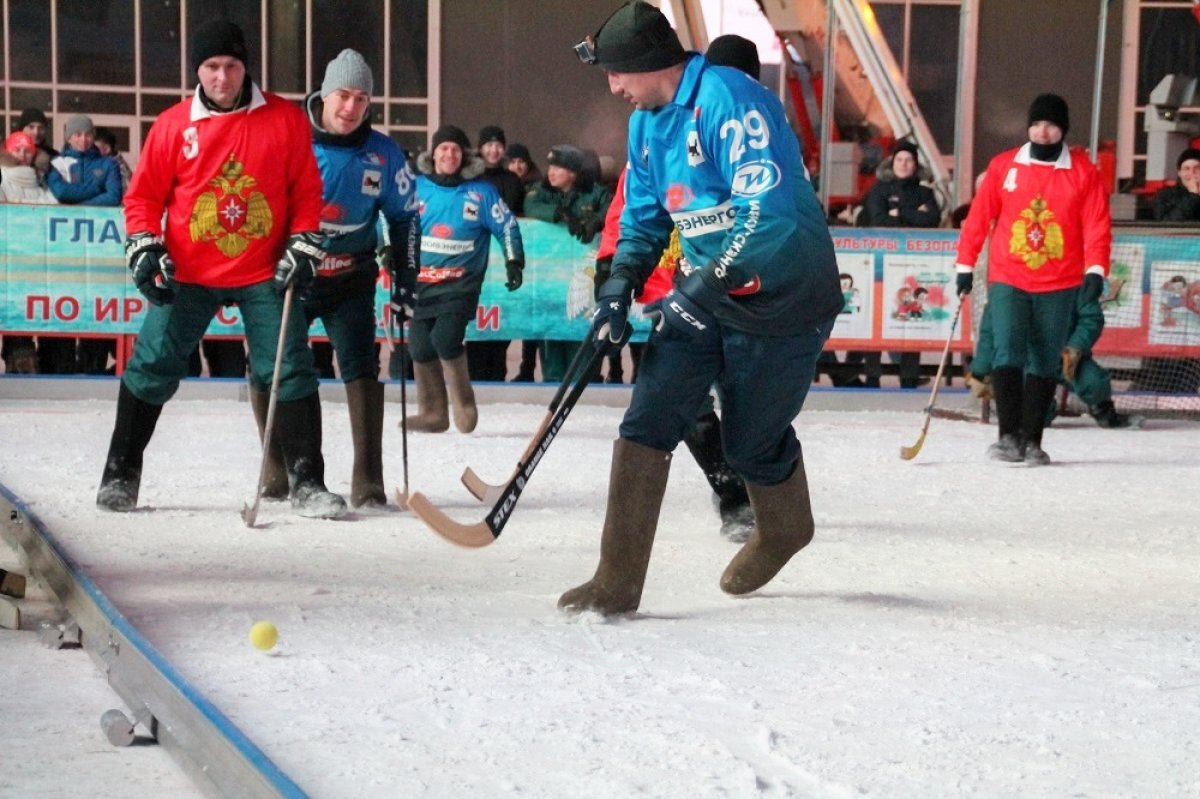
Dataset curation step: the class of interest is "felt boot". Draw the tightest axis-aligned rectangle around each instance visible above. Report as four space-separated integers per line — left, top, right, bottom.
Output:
249 386 290 500
558 439 672 615
97 382 164 511
346 378 387 507
720 457 815 595
407 359 449 433
683 411 752 542
444 354 478 433
275 392 347 518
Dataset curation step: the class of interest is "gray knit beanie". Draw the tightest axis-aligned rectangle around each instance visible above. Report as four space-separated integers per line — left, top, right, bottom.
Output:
321 49 373 99
64 114 95 139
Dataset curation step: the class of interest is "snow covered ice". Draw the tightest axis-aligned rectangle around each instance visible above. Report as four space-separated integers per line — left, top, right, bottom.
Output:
1 384 1198 797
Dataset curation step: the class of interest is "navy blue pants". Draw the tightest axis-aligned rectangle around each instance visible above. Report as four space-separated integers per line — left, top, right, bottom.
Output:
620 317 833 486
302 288 378 383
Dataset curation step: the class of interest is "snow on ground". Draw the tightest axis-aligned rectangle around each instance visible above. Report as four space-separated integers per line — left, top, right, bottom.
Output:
1 384 1198 797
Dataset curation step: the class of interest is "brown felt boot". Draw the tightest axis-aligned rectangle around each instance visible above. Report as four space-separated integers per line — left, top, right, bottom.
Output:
249 387 290 500
720 457 815 595
444 354 478 433
407 359 449 433
558 439 672 616
346 378 386 507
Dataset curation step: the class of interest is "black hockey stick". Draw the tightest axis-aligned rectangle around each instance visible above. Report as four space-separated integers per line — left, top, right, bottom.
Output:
389 311 411 508
407 331 617 548
900 297 965 460
242 281 295 527
460 331 595 503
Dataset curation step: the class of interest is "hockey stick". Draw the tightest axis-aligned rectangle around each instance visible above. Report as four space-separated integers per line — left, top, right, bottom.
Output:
899 297 965 460
392 311 411 508
460 332 595 503
242 281 295 527
407 335 613 548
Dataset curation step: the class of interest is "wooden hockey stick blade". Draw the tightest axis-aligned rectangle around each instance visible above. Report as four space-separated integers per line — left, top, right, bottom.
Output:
240 498 260 527
394 487 409 510
460 466 507 504
406 491 497 548
898 422 929 460
0 597 19 631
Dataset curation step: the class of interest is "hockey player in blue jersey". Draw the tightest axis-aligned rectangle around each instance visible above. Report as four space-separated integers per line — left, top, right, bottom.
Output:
559 1 843 615
408 124 524 434
251 49 420 508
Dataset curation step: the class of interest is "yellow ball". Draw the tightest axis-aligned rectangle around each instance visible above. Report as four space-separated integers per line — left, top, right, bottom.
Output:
248 621 278 651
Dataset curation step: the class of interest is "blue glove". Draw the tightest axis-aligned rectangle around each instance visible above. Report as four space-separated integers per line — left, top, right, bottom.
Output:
591 276 633 353
273 232 325 297
1081 272 1104 303
654 268 723 338
125 233 176 306
956 271 974 298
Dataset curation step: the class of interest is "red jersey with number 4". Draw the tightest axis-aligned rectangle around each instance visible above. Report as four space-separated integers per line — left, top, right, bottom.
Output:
956 144 1110 293
124 85 322 288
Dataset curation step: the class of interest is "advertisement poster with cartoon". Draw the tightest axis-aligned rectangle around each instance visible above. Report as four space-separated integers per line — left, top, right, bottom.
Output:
1102 241 1145 329
1149 261 1200 345
831 252 873 339
880 255 956 340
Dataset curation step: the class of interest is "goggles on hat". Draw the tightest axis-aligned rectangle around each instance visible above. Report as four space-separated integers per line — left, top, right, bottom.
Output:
574 35 598 65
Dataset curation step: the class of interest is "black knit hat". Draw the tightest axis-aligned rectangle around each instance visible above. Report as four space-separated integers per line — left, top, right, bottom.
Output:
432 125 471 152
1177 147 1200 170
706 34 760 81
547 145 585 174
478 125 506 147
892 140 919 164
505 143 534 166
191 18 248 73
589 1 686 74
1027 93 1069 135
16 108 48 129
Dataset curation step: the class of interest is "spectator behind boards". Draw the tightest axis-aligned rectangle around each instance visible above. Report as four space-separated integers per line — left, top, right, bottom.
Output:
1152 147 1200 223
93 127 133 193
15 108 56 179
504 143 542 191
0 131 56 204
96 17 346 518
46 115 123 207
954 93 1111 466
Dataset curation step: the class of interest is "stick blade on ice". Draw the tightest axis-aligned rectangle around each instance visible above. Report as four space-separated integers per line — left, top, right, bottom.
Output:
460 467 507 504
406 491 496 549
899 428 927 460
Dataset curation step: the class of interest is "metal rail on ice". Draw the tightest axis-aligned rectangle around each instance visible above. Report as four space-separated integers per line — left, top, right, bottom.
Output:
0 483 308 799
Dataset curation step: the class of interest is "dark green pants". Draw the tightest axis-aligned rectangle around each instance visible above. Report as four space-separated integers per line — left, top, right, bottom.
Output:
123 280 319 405
986 283 1077 379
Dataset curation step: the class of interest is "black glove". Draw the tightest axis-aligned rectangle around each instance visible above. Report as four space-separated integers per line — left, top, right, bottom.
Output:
591 276 633 354
390 267 416 320
649 268 723 339
956 271 974 298
505 260 524 291
273 232 325 297
1081 273 1104 303
125 233 176 306
593 256 613 299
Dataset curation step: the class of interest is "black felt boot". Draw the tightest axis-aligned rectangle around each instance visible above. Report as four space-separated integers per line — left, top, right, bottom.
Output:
275 392 347 518
987 367 1025 462
97 382 164 511
1021 374 1058 466
683 412 753 542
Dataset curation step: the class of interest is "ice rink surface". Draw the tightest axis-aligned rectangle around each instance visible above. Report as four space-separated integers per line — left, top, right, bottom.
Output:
1 384 1198 797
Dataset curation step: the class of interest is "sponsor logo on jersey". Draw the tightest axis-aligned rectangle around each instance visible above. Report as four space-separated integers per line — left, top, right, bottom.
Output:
430 223 453 238
365 151 383 166
361 169 382 197
686 130 705 166
317 254 354 274
664 183 694 211
731 160 781 197
421 238 475 256
463 202 479 221
670 201 736 238
418 265 468 283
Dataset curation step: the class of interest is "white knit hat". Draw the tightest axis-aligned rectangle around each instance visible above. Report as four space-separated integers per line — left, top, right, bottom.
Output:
320 49 373 99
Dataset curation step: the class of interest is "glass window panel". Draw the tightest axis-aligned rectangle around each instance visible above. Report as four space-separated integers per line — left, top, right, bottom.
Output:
388 103 427 127
869 4 905 70
10 88 54 142
186 2 263 76
57 1 135 85
908 5 959 154
1137 9 1200 107
311 1 384 96
57 91 137 116
389 131 427 157
10 0 52 81
142 92 188 117
142 0 182 88
389 0 429 97
266 0 306 93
